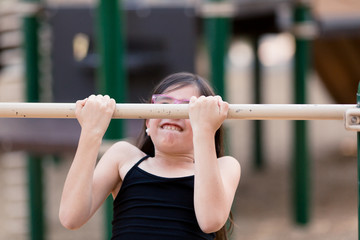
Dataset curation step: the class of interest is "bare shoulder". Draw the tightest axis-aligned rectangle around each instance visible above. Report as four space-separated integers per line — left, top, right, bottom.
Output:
104 141 146 178
218 156 241 181
94 141 146 198
218 156 240 169
105 141 145 164
108 141 142 154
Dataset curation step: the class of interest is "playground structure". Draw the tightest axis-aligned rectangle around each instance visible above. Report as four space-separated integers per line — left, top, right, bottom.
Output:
1 0 360 239
0 102 357 121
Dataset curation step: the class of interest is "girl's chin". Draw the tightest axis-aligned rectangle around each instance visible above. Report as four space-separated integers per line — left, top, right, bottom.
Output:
159 137 180 146
159 131 184 140
156 138 192 150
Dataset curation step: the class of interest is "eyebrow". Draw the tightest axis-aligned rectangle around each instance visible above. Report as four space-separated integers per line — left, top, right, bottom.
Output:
153 94 190 101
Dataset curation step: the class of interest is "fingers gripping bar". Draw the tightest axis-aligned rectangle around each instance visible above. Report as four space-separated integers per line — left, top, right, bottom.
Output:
0 102 356 121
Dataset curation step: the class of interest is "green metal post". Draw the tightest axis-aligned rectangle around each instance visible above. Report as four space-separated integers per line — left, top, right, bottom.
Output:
96 0 127 239
357 83 360 240
204 0 231 98
253 36 264 169
27 155 44 240
24 18 40 101
293 1 312 225
23 0 45 239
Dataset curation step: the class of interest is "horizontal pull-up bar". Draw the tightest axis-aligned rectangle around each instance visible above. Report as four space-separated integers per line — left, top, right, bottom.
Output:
0 102 356 120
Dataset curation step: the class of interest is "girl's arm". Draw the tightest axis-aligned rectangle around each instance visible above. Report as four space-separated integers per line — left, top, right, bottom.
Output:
59 95 120 229
189 96 241 233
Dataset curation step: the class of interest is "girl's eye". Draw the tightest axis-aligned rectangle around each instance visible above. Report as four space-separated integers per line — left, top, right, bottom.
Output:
152 95 190 104
157 97 173 104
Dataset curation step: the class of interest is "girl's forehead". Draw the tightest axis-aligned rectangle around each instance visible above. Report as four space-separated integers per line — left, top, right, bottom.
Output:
162 84 200 96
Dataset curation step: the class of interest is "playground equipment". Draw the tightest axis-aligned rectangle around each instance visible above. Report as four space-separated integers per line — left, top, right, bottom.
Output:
0 102 356 121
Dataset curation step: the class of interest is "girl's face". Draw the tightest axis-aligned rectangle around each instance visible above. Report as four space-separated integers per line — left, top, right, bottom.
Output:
146 84 200 155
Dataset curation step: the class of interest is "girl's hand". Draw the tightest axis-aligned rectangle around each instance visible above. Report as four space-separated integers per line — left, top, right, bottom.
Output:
75 94 116 137
189 96 228 135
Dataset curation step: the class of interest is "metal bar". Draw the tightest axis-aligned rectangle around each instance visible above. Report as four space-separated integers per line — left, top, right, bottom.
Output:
253 36 264 169
27 155 44 240
293 1 312 225
95 0 126 239
23 16 40 103
96 0 127 111
23 0 45 238
204 0 231 98
0 102 355 120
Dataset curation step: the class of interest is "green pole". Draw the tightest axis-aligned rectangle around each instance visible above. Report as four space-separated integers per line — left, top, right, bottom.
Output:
253 36 264 169
293 1 312 225
96 0 127 239
23 0 45 239
24 17 40 101
27 155 44 240
204 0 231 98
357 83 360 240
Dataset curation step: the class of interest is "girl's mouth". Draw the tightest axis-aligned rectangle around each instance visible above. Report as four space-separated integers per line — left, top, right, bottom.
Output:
161 123 182 132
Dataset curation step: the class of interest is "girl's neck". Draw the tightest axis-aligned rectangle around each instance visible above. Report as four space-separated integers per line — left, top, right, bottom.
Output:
153 152 194 166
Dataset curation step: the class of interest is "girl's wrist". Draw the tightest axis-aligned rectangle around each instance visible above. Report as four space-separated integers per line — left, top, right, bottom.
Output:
192 127 216 139
80 128 104 144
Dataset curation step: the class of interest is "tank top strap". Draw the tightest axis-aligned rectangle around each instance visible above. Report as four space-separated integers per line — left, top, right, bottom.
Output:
134 155 150 167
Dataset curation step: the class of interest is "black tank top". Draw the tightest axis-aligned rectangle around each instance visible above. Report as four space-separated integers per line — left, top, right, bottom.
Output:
111 155 215 240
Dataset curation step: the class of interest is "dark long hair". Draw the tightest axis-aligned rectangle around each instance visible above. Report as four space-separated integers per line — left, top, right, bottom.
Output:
136 72 233 240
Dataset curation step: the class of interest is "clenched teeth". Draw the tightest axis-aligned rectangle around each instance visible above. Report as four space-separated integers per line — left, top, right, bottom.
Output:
162 125 182 131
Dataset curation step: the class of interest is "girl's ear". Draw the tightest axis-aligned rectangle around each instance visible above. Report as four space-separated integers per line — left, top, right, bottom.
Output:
145 119 150 136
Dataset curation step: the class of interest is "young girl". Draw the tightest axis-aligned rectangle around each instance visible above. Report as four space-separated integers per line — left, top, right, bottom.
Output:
59 72 241 240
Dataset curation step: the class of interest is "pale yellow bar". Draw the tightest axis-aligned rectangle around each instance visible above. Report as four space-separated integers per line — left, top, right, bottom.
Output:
0 102 356 120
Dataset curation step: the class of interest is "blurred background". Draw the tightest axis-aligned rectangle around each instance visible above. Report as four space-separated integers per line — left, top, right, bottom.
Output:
0 0 360 239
